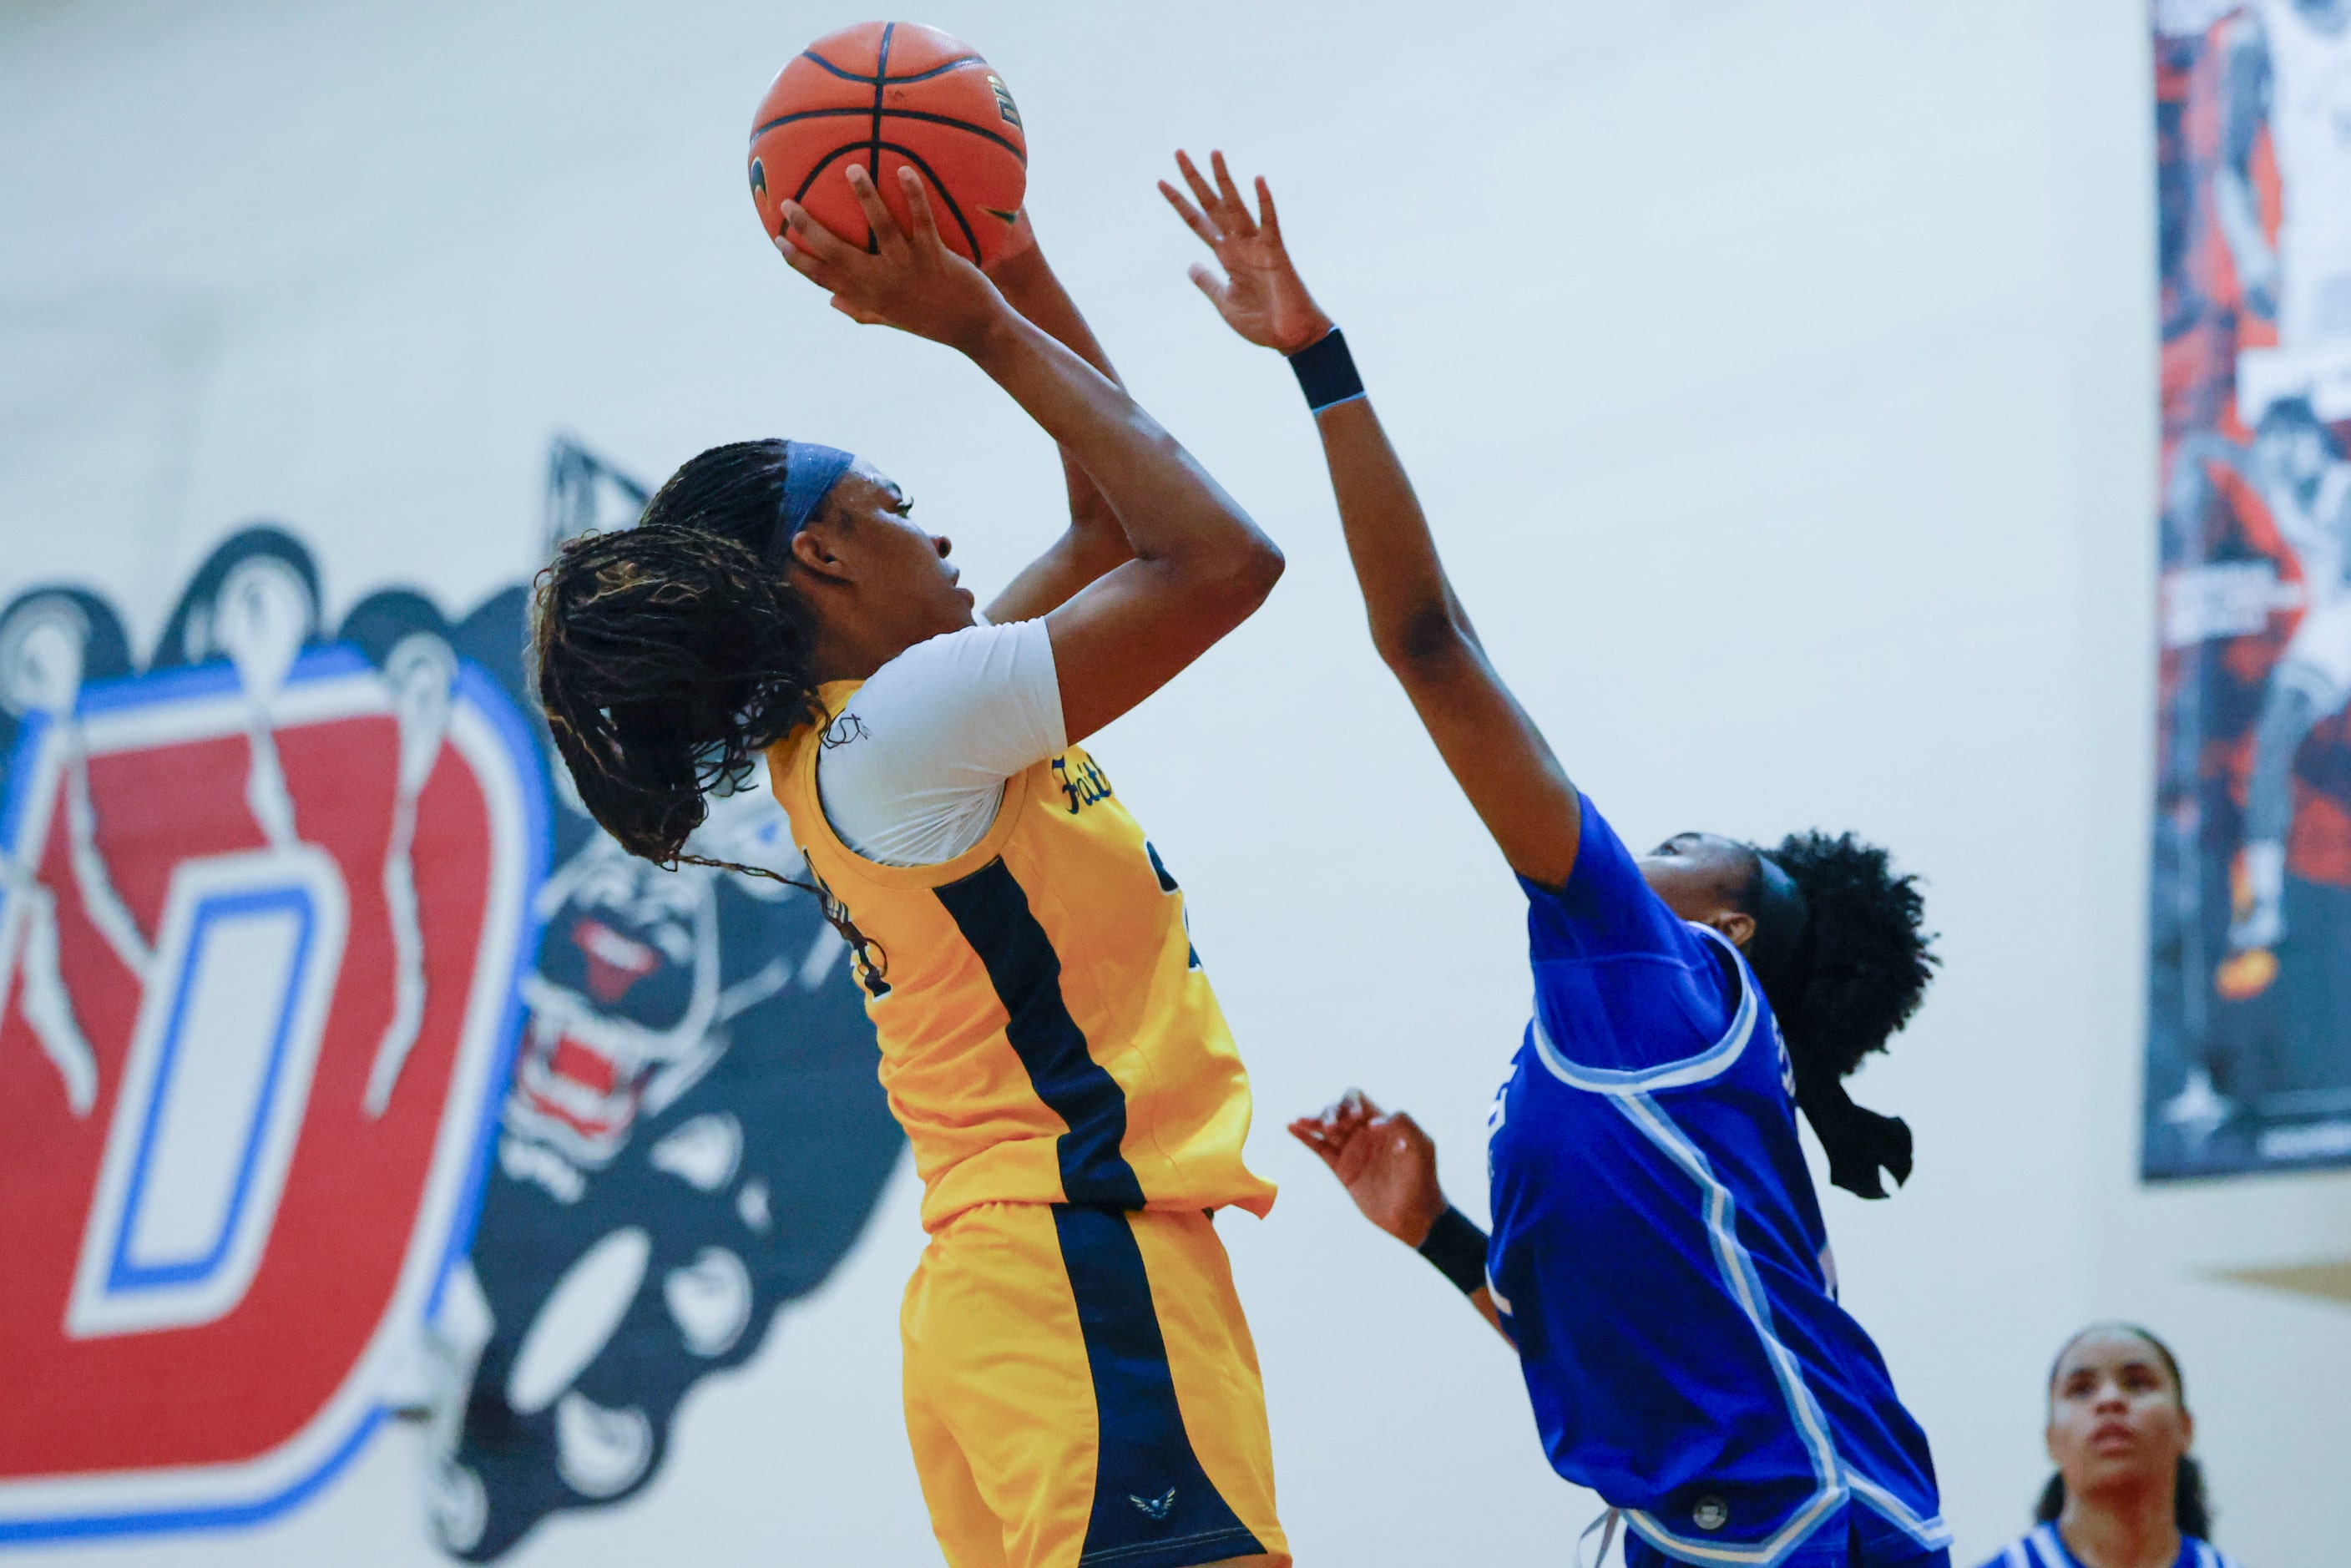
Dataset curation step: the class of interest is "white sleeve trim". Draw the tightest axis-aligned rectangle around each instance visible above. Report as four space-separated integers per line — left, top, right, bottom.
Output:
815 620 1067 867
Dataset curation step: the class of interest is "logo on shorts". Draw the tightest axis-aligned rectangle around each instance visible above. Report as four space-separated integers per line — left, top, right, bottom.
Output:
1130 1487 1178 1521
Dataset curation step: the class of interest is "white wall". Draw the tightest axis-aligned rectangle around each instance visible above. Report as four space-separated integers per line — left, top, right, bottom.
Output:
3 0 2345 1563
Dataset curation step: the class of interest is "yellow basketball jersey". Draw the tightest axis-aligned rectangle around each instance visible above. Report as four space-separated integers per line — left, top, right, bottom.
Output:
768 681 1277 1232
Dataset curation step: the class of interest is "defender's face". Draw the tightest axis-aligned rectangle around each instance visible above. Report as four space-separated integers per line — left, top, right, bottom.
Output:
1639 832 1753 926
2044 1329 2193 1498
823 463 974 638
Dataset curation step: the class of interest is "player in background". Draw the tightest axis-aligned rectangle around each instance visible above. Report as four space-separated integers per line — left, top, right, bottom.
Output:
2217 0 2351 417
1164 151 1944 1568
2208 0 2351 993
533 166 1289 1568
1974 1324 2241 1568
2164 396 2351 977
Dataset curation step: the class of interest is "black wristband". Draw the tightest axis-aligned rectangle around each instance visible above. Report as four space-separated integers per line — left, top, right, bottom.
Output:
1287 326 1364 413
1417 1205 1489 1297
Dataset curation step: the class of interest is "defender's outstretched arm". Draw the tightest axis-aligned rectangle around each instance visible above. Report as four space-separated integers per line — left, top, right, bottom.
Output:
1312 400 1582 885
1163 151 1580 886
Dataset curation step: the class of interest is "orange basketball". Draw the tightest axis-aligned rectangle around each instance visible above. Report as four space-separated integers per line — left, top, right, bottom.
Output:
748 21 1028 267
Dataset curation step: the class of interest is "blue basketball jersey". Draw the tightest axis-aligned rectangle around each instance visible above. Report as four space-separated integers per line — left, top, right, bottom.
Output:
1976 1525 2240 1568
1484 796 1948 1568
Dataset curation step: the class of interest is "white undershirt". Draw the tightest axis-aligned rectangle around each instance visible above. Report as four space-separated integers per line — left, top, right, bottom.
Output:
816 619 1067 867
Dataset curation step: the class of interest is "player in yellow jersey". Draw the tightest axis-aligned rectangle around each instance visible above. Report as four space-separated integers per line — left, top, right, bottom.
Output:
532 165 1288 1568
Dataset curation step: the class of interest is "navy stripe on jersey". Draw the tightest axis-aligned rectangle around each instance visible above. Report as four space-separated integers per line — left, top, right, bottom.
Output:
935 859 1147 1208
1051 1206 1263 1568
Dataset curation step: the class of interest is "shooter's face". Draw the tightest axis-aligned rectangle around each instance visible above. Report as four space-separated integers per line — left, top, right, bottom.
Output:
797 464 975 648
1638 832 1756 944
2044 1328 2193 1499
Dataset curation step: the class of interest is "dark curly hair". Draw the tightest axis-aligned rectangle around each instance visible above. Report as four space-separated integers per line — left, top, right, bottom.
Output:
2035 1323 2212 1541
532 438 827 867
1740 830 1938 1199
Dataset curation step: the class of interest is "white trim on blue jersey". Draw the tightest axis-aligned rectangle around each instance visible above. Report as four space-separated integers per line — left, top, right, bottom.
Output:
1541 926 1953 1565
1845 1471 1954 1552
1529 924 1758 1093
1980 1523 2239 1568
1614 1083 1849 1565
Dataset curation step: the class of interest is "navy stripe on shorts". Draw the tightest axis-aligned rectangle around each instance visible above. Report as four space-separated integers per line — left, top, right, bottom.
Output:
1051 1206 1261 1568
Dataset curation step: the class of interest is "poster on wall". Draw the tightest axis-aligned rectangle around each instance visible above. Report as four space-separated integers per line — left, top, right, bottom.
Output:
0 440 904 1560
2148 0 2351 1176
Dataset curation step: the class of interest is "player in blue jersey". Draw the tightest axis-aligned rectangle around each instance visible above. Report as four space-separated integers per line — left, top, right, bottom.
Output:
1163 151 1946 1568
1977 1324 2241 1568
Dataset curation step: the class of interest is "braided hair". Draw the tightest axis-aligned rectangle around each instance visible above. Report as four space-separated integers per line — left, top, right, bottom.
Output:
1741 831 1938 1199
531 439 827 867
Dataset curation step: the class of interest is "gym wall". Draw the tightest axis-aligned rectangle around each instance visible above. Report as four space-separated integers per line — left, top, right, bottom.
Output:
3 2 2345 1564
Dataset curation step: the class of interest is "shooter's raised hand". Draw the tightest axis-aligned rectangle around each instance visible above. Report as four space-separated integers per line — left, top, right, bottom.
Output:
777 164 1009 353
1160 150 1332 354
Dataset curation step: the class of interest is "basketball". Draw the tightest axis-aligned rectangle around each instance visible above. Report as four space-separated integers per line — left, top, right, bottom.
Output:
748 21 1028 267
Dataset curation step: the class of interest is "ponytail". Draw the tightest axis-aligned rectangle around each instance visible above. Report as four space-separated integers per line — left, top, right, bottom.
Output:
1743 831 1937 1199
531 439 826 867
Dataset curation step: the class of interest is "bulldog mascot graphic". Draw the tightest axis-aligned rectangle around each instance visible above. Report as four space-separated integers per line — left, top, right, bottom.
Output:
0 440 902 1560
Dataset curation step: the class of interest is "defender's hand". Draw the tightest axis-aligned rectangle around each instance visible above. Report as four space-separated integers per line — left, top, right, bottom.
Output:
1288 1090 1448 1248
777 164 1010 354
1160 149 1332 354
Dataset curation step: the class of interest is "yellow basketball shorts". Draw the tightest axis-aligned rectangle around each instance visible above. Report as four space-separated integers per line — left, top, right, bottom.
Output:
901 1202 1289 1568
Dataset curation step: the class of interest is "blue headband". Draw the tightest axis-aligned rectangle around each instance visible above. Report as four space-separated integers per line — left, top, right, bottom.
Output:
771 441 857 559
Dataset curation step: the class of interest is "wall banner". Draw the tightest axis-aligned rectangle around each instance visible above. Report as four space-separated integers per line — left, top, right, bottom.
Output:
2149 0 2351 1176
0 441 904 1558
